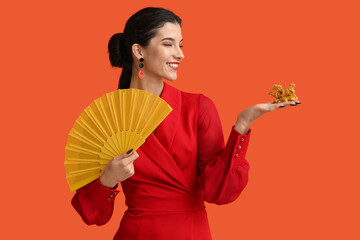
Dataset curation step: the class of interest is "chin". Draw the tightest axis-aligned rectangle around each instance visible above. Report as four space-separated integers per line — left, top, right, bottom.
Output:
165 74 178 81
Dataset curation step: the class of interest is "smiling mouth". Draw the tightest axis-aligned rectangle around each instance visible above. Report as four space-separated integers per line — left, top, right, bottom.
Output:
167 63 179 70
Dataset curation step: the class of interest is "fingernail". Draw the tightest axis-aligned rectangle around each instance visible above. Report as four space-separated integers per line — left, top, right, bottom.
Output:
126 149 133 154
296 102 301 104
279 106 285 108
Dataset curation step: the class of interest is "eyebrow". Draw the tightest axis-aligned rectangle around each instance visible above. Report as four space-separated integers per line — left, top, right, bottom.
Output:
161 37 183 42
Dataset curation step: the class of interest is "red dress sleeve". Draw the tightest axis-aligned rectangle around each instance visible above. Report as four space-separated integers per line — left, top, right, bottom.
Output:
197 94 251 205
71 178 120 226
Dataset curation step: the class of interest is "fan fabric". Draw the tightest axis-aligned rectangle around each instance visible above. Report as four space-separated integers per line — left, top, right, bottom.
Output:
65 89 173 191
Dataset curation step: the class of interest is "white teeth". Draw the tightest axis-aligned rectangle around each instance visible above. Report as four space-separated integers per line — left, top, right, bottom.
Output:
167 63 178 68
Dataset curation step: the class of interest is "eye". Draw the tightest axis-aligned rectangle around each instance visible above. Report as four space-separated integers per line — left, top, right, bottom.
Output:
163 43 184 48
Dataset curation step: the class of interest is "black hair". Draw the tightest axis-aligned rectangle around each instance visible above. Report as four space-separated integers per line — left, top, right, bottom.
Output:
108 7 182 89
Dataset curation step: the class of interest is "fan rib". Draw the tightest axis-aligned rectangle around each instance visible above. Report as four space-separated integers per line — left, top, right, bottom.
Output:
86 108 118 156
120 93 127 151
128 91 136 132
65 158 108 164
70 130 102 149
86 107 110 140
92 100 114 144
66 166 104 174
82 109 107 141
77 117 105 143
98 99 121 153
109 94 119 131
109 94 122 152
129 95 148 147
140 101 161 137
135 94 149 132
105 94 117 134
127 92 139 147
66 144 100 156
97 100 113 135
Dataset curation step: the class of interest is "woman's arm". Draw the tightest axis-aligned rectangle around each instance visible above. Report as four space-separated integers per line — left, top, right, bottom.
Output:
71 150 139 225
197 94 300 205
197 94 250 204
71 178 119 226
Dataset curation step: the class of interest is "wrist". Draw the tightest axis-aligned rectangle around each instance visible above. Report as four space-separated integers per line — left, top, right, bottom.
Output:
235 117 251 135
100 173 118 189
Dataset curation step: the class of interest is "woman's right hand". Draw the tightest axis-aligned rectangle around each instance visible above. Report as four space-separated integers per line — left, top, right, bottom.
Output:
99 150 139 189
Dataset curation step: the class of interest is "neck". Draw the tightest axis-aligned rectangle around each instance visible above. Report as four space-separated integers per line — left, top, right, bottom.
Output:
129 72 164 97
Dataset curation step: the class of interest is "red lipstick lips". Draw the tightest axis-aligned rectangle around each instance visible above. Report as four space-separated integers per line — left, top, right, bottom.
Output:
167 62 179 70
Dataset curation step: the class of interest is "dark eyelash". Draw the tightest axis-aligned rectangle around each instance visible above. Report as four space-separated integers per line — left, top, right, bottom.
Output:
164 44 184 48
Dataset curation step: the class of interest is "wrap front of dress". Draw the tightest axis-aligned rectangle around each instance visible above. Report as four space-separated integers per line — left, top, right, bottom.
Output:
71 82 251 240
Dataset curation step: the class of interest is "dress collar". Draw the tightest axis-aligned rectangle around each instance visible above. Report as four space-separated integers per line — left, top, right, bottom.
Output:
139 81 190 192
155 81 181 152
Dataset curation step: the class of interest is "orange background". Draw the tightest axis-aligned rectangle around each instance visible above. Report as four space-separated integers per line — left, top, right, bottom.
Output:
1 0 359 239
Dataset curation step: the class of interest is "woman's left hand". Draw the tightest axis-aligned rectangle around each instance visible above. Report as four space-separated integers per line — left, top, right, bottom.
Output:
234 100 301 134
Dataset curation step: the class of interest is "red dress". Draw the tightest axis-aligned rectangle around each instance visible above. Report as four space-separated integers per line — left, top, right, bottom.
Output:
71 82 251 239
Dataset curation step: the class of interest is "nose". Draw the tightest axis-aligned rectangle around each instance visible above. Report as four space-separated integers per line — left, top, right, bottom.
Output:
175 46 184 61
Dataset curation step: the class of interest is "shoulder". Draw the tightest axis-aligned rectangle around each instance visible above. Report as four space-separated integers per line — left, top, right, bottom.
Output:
180 89 217 115
165 83 216 110
181 91 201 102
178 88 214 106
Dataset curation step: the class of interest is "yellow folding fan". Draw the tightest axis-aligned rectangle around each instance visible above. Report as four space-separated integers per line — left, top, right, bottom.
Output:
65 88 172 191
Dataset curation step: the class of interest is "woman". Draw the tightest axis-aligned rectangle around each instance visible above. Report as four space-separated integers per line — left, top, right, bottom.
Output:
71 7 300 239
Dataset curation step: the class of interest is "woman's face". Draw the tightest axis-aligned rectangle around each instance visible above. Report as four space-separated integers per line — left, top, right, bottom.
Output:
141 22 184 81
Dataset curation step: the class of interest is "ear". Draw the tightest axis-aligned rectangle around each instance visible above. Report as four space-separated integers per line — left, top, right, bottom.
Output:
131 43 145 61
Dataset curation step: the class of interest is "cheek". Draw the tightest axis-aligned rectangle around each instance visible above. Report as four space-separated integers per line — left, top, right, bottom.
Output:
144 46 171 71
146 51 162 68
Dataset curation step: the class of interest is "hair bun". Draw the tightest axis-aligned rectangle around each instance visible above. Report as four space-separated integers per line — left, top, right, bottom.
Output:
108 33 126 68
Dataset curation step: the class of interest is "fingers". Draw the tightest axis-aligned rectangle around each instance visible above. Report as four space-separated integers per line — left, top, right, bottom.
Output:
127 151 139 163
113 150 139 165
114 149 135 159
275 100 301 109
123 163 135 178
